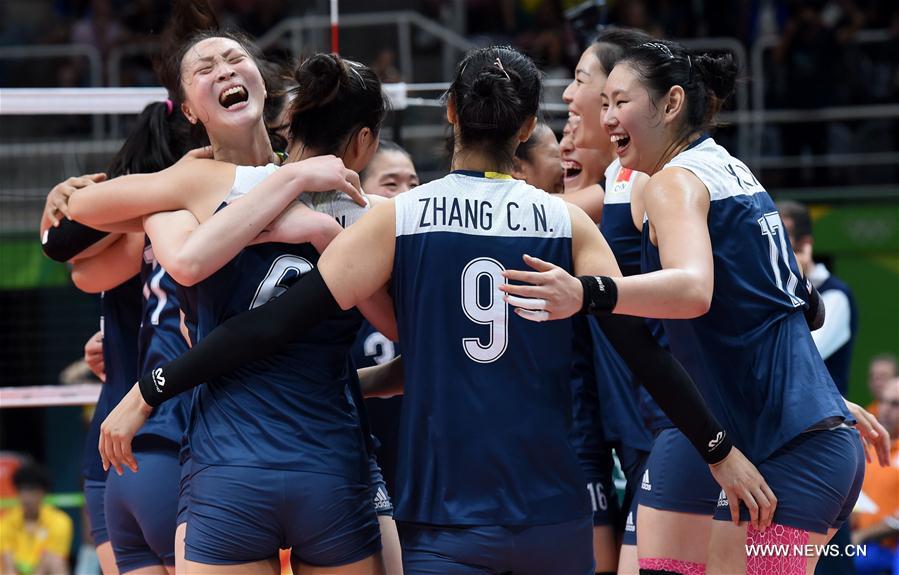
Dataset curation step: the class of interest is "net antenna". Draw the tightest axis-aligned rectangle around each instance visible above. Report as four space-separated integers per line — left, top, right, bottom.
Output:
330 0 339 53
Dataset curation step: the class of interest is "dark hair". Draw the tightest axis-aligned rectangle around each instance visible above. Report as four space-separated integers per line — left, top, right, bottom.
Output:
515 121 553 163
776 200 813 240
448 46 542 166
155 0 287 153
618 39 738 137
107 101 194 178
360 140 412 181
13 463 51 492
287 53 385 156
590 27 655 76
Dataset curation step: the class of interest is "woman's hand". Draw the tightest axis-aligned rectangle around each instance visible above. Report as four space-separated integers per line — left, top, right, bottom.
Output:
500 254 584 321
845 398 891 467
99 383 153 475
709 446 778 531
83 331 105 382
43 173 107 227
286 155 366 207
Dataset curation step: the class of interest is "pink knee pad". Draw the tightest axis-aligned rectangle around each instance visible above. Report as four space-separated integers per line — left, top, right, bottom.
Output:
638 558 706 574
745 524 809 575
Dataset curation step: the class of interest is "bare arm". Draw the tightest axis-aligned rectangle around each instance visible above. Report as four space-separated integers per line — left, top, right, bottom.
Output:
70 233 144 293
613 167 713 318
358 355 404 398
67 159 234 226
317 200 397 309
143 156 363 286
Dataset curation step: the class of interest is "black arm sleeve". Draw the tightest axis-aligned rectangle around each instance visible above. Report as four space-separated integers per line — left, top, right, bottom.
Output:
138 268 341 407
41 218 110 262
595 314 733 464
803 278 825 331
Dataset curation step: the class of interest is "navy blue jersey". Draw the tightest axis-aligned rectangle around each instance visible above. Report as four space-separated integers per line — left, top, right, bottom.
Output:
82 275 143 480
391 171 589 526
641 136 849 462
189 164 368 482
568 316 609 477
351 320 400 369
602 161 671 433
136 239 192 448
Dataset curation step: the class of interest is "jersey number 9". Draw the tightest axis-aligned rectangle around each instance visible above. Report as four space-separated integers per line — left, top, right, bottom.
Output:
461 257 508 364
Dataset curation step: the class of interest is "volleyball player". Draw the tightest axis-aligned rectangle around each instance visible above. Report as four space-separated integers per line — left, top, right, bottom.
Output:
565 28 687 575
39 100 198 575
360 140 420 199
104 46 773 575
559 119 605 222
510 120 564 194
502 39 887 573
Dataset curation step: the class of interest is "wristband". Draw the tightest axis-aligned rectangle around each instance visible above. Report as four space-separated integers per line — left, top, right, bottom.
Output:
704 430 733 465
137 368 167 408
578 275 618 315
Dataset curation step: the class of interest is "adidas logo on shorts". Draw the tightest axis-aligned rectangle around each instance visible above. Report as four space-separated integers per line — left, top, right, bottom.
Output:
373 486 392 511
625 512 635 533
640 469 651 492
717 490 729 508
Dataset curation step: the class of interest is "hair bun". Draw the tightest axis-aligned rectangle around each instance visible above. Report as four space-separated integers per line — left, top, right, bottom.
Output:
693 53 737 101
292 53 346 113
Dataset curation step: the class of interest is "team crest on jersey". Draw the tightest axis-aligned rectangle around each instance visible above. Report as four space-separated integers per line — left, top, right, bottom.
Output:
610 168 633 194
641 469 652 492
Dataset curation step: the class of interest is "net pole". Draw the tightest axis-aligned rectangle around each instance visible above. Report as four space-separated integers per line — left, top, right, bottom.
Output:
330 0 339 53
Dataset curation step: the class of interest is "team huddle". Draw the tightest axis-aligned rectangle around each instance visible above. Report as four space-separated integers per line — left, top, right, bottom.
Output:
39 2 891 574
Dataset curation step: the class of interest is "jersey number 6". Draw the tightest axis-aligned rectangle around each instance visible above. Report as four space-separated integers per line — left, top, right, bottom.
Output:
461 257 508 364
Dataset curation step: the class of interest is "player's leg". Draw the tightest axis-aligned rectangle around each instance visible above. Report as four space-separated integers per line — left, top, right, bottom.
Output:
636 429 719 574
617 495 639 574
708 426 865 574
104 451 177 575
585 469 620 573
378 516 403 575
370 454 403 574
84 479 119 575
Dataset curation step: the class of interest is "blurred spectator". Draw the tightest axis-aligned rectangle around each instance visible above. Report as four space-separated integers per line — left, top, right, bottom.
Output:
851 377 899 575
371 48 403 83
0 463 72 575
779 201 858 396
869 354 899 410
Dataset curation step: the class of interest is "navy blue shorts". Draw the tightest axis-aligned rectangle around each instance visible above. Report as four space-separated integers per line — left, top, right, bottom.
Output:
186 464 381 566
615 444 651 535
105 449 180 572
638 428 719 516
399 514 594 575
714 426 865 534
84 478 109 546
177 443 191 526
618 438 653 546
585 472 619 527
369 454 394 517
